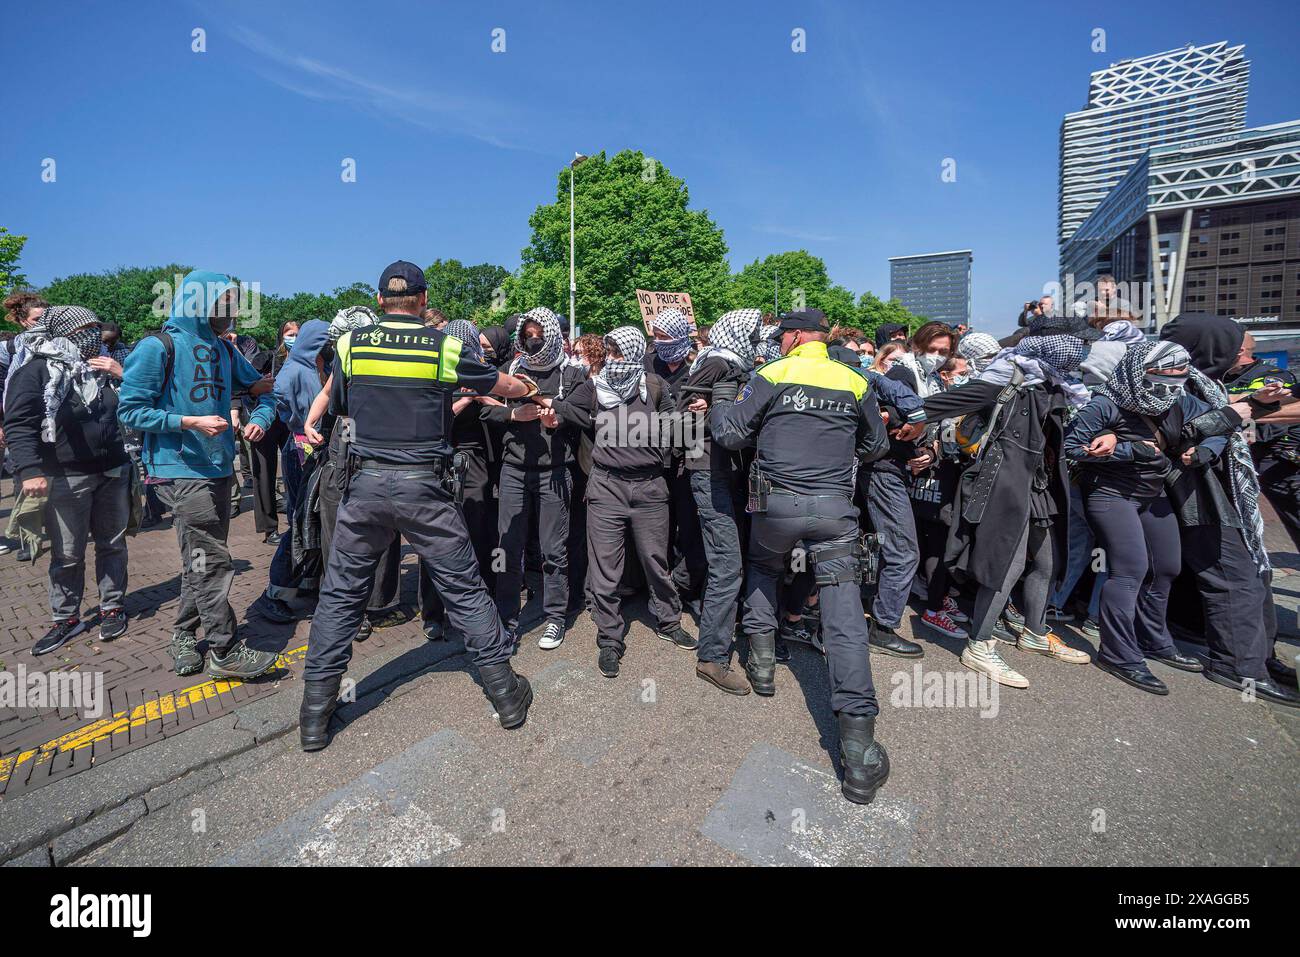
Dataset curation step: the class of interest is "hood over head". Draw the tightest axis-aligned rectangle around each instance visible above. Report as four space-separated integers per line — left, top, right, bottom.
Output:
1159 312 1244 381
167 269 237 341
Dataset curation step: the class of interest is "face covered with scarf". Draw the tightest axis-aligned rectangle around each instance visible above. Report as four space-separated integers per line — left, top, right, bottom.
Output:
596 326 648 408
444 319 486 364
690 309 764 374
651 308 693 365
1100 340 1190 415
956 331 1001 376
1013 334 1088 376
44 305 103 361
514 307 565 373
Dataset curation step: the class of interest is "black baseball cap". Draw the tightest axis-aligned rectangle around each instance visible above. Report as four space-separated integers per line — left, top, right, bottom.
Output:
778 309 830 333
378 260 427 297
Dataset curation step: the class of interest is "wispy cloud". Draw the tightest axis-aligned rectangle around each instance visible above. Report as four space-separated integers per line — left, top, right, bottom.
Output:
228 26 541 153
753 224 844 244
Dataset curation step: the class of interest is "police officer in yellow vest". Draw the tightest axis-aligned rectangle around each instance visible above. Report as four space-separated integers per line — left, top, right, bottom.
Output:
713 309 893 804
300 261 539 751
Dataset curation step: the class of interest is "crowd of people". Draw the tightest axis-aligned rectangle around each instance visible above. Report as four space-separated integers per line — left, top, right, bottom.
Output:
2 262 1298 806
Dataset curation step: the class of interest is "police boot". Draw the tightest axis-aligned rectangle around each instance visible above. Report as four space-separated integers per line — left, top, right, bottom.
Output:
479 662 533 730
300 676 342 752
837 712 890 805
746 631 777 696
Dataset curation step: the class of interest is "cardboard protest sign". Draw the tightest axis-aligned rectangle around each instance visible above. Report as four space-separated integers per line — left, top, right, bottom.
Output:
636 290 695 334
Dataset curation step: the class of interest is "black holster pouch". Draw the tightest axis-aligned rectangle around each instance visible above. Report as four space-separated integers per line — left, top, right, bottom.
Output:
449 451 469 504
747 463 771 514
860 532 882 586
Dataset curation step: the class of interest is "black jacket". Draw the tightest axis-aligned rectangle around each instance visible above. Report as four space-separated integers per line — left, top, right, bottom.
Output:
4 361 129 481
922 381 1071 592
554 374 675 474
481 363 584 470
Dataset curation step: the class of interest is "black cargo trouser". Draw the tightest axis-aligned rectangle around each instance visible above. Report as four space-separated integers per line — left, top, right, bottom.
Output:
249 418 289 535
742 491 877 717
495 463 570 634
304 466 510 681
319 453 401 614
1255 452 1300 551
422 448 499 624
586 468 681 654
1181 524 1270 681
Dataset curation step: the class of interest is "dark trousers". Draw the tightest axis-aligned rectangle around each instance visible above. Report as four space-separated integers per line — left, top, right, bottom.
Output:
304 467 509 681
567 463 589 612
319 453 400 615
969 520 1054 643
668 468 707 599
742 491 877 717
587 468 681 653
158 476 237 655
1181 524 1269 681
249 418 289 534
1084 491 1180 668
917 516 950 612
1255 452 1300 551
690 468 743 663
861 468 919 629
267 438 306 596
423 448 498 624
495 464 570 633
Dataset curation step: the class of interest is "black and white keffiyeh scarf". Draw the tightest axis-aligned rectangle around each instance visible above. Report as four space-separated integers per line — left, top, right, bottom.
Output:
978 334 1091 407
596 326 648 408
651 308 693 365
34 305 103 443
329 305 378 342
690 309 763 374
1098 340 1189 415
956 332 1001 375
510 307 566 374
1184 365 1271 574
444 319 486 364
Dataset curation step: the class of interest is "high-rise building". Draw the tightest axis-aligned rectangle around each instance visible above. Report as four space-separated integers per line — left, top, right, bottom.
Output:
888 250 972 327
1059 41 1249 256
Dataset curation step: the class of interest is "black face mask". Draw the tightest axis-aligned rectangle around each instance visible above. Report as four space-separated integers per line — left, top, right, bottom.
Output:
524 336 545 355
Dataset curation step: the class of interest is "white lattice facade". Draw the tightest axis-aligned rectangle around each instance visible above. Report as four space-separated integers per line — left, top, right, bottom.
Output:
1058 41 1249 249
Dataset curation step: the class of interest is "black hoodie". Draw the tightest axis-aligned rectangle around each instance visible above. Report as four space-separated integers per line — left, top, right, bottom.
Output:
1159 313 1244 382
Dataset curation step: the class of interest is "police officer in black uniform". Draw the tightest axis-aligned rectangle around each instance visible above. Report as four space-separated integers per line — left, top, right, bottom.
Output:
299 261 539 751
712 309 893 804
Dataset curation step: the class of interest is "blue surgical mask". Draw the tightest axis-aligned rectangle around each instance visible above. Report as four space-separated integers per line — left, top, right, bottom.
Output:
859 354 872 369
283 335 297 349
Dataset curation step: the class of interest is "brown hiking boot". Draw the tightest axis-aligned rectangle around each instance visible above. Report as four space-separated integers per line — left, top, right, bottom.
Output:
696 661 752 696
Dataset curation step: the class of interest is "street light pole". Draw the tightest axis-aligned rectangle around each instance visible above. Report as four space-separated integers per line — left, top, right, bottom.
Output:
568 152 587 345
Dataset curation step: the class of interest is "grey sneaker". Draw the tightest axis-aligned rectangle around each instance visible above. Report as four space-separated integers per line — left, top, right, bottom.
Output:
207 641 278 679
170 632 203 677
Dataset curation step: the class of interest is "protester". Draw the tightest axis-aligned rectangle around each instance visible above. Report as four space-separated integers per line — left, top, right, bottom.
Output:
1064 341 1215 694
118 270 280 679
4 306 132 653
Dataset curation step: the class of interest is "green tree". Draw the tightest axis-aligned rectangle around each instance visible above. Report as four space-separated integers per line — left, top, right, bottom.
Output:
506 150 732 334
855 291 925 339
40 264 193 343
730 250 858 325
251 283 377 347
1 227 31 328
424 259 510 323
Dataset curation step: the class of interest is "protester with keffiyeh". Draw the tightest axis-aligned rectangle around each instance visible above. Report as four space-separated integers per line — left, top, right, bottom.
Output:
1063 340 1220 695
485 306 586 652
4 305 133 655
554 325 695 676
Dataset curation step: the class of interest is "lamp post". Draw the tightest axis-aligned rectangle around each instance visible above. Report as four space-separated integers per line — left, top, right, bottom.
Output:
569 152 587 345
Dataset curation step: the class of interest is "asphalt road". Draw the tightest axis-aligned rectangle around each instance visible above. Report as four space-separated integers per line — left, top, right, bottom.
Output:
72 590 1299 867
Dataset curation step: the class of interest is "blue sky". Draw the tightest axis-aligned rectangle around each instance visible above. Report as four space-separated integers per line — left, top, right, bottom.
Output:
5 0 1298 337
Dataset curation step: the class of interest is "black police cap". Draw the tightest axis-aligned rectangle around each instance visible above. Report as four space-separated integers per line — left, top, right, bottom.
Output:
378 260 428 297
778 309 830 333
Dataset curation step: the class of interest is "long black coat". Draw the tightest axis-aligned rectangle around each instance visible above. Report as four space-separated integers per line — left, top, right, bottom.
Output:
922 381 1072 592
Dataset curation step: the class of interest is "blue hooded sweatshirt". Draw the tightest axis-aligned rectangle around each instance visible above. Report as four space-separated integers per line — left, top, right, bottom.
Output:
119 269 275 479
273 318 330 432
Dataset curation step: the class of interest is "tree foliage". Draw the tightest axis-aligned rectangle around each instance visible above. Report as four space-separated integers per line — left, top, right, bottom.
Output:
506 150 732 334
730 250 859 324
855 291 926 337
424 259 510 325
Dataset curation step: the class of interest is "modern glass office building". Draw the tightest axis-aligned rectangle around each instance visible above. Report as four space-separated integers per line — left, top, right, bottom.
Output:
888 250 972 327
1058 41 1249 255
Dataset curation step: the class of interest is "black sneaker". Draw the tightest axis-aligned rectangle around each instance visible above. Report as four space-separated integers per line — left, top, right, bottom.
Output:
656 623 697 650
991 617 1018 645
207 641 279 679
99 608 128 641
15 546 34 563
170 633 203 676
263 531 281 546
774 637 792 663
598 648 621 678
33 619 82 656
1080 618 1101 640
257 594 296 624
423 618 445 641
368 608 408 629
1004 602 1025 632
355 618 373 643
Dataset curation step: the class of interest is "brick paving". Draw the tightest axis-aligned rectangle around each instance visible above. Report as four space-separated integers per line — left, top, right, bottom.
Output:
0 480 429 798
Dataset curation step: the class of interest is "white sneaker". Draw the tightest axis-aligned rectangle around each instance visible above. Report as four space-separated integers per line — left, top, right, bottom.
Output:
921 609 968 640
538 622 565 650
1018 627 1090 664
961 639 1029 689
941 596 969 623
